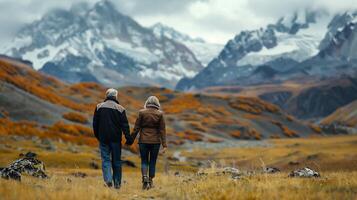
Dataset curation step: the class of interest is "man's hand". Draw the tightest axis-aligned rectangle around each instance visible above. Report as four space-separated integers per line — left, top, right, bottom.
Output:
125 137 133 146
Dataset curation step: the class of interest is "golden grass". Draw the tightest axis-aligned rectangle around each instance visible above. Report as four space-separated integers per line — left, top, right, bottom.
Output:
0 170 356 200
0 135 357 199
183 135 357 172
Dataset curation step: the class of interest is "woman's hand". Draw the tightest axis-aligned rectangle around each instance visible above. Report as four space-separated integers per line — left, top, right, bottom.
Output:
161 147 167 154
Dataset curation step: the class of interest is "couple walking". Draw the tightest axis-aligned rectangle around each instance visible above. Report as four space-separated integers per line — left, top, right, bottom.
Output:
93 88 167 190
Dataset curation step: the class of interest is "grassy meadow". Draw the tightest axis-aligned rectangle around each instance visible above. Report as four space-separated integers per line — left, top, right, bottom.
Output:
0 135 357 199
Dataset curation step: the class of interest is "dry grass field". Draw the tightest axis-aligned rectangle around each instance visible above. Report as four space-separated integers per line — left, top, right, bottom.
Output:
1 135 356 200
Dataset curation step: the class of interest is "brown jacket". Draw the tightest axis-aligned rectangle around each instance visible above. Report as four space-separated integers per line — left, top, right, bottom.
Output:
131 106 167 147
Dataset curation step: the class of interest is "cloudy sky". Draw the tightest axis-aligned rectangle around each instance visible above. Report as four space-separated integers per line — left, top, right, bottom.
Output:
0 0 356 44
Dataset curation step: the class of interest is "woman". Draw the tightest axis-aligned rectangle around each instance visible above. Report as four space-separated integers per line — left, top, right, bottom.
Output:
131 96 167 190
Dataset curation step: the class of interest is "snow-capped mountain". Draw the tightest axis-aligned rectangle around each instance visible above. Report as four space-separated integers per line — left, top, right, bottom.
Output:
176 10 335 90
1 0 203 88
318 11 357 60
294 11 357 77
151 23 223 66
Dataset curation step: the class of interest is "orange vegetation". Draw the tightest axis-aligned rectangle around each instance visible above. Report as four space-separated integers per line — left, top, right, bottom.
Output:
229 97 280 114
188 121 207 132
230 128 261 140
164 94 201 114
0 60 94 112
230 130 241 138
310 124 322 134
176 130 204 141
63 112 88 124
169 140 185 146
271 121 299 137
48 121 93 137
286 115 295 122
0 118 97 146
207 138 223 143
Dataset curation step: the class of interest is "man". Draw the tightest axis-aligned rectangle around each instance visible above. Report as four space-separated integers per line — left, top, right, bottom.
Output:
93 88 132 189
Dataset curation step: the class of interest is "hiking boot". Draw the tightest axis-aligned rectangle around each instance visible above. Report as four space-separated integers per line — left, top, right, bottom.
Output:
148 177 154 189
142 175 150 190
105 182 113 188
114 183 121 190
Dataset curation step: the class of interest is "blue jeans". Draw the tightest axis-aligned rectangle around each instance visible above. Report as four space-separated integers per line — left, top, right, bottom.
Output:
99 142 122 185
139 143 161 178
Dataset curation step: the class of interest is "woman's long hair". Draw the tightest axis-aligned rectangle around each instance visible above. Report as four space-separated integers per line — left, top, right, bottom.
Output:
144 96 160 109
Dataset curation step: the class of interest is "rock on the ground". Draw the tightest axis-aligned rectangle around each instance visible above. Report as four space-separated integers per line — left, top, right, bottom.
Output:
71 172 87 178
89 162 99 169
0 153 48 181
19 151 37 158
289 167 320 178
122 160 136 168
264 167 281 173
222 167 241 177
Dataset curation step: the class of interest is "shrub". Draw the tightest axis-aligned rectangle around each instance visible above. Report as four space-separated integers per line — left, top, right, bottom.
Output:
271 120 298 137
48 121 93 137
229 97 280 114
63 112 88 124
169 140 185 145
189 121 207 132
310 125 322 134
281 126 298 137
230 131 241 138
286 115 295 122
249 129 262 140
164 94 200 114
207 138 223 143
176 130 203 141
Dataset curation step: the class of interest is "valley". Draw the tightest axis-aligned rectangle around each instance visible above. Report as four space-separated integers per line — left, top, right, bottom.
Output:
0 1 357 199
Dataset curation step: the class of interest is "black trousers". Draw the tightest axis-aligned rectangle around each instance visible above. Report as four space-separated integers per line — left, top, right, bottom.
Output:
139 143 160 178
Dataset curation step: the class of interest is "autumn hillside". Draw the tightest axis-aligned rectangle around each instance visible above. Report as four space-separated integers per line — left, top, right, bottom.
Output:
0 57 322 148
321 100 357 129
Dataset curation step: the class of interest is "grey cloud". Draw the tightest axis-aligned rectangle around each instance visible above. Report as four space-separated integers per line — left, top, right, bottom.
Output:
113 0 204 16
247 0 357 19
0 0 356 45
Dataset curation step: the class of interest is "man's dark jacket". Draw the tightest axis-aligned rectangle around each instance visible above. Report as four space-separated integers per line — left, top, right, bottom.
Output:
93 97 132 144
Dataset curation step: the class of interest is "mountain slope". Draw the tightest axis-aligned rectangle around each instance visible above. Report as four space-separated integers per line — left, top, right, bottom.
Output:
151 23 223 66
0 56 321 145
1 0 203 88
321 100 357 128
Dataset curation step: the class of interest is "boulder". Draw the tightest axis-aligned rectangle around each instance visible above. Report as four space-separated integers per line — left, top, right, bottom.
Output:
289 167 320 178
0 153 48 181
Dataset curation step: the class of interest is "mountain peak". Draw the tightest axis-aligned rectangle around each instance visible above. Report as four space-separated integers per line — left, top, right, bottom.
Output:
272 9 329 34
151 22 205 43
89 0 121 18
